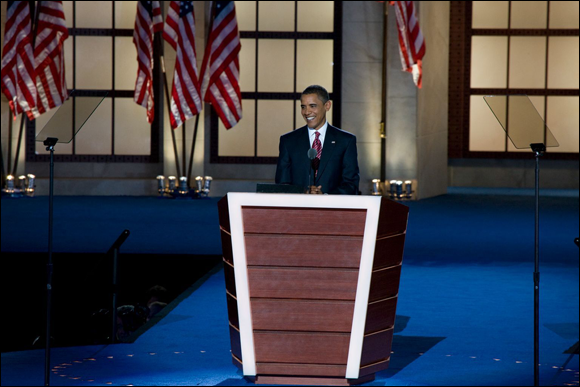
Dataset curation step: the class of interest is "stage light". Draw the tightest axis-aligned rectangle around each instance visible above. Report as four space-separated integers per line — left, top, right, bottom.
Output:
6 175 15 192
18 175 26 191
396 181 403 198
371 179 382 196
195 176 204 194
203 176 213 197
389 180 397 198
26 174 36 197
178 177 188 195
167 176 177 193
156 176 165 195
404 180 413 199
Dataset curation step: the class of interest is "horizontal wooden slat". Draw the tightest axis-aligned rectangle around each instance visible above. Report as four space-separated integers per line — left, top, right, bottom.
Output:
360 328 394 367
248 267 359 300
251 299 355 333
256 363 346 377
254 375 375 386
242 207 367 236
359 358 390 377
245 234 364 268
368 265 402 303
365 297 398 334
254 332 350 364
373 234 405 270
223 261 236 298
376 199 409 239
226 292 239 329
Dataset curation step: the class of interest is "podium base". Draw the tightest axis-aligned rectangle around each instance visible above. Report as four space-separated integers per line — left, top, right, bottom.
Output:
247 375 375 386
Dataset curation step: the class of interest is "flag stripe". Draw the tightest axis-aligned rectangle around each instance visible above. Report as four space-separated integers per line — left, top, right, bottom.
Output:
133 1 163 123
1 1 38 119
200 1 242 130
163 1 202 129
391 1 425 88
33 1 69 116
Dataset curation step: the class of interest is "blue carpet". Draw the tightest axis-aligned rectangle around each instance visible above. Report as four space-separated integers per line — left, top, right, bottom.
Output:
1 192 578 386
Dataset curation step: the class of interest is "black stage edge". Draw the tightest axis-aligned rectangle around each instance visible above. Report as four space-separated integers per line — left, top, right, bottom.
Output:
1 252 221 353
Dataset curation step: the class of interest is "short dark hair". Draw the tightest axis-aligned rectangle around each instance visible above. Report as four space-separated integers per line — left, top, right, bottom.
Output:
301 85 329 104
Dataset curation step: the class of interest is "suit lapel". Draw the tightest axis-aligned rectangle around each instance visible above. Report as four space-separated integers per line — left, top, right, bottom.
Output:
316 125 337 183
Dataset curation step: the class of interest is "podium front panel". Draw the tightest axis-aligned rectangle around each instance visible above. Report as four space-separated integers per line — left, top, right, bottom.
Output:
218 193 409 382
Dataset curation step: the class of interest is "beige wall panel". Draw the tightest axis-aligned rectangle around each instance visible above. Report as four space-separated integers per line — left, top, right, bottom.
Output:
257 39 294 92
239 39 256 92
114 98 151 155
115 37 139 91
547 96 579 153
257 100 293 157
509 37 546 89
548 37 580 90
297 1 334 32
76 1 112 29
219 100 255 157
296 40 333 93
115 1 139 29
471 36 508 88
63 1 74 28
549 1 580 29
236 1 256 31
472 1 508 29
510 1 547 29
76 37 112 90
258 1 295 31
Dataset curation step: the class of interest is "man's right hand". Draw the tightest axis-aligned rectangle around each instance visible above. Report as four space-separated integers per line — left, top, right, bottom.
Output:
308 185 323 195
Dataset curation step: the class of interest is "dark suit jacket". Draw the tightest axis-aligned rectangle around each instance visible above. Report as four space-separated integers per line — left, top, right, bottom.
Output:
275 125 360 195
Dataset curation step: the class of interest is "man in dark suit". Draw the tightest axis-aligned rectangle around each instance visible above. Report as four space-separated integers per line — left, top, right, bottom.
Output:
275 85 360 195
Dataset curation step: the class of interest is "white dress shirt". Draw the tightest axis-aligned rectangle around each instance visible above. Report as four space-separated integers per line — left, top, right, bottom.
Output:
308 120 328 150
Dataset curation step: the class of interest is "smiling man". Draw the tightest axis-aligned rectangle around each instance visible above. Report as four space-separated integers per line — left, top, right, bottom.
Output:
275 85 360 195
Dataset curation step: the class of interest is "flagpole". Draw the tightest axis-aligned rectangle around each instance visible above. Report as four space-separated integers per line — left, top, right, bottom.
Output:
6 113 12 176
380 1 389 186
187 114 200 188
1 138 7 187
160 54 182 177
11 117 26 176
182 120 186 178
13 0 41 177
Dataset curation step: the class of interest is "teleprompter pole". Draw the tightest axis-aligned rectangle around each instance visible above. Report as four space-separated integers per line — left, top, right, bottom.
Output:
531 142 545 387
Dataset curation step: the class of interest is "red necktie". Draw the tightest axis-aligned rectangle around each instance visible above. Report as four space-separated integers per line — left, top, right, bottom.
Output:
313 131 322 178
313 131 322 159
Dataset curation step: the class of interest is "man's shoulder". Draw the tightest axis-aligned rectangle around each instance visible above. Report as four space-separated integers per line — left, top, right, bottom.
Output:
328 125 357 140
281 126 308 141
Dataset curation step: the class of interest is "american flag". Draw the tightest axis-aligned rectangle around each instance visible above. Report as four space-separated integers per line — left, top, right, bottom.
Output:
163 1 202 129
34 1 69 115
199 1 242 129
391 1 425 88
1 1 37 120
133 1 163 123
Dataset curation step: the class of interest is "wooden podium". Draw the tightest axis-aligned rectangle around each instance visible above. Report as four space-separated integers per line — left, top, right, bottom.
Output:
218 193 409 386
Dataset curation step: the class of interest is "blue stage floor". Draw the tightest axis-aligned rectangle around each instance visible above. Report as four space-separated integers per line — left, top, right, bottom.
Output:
1 190 578 386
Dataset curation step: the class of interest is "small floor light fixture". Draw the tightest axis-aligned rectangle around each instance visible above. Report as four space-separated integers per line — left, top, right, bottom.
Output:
389 180 397 198
26 174 36 197
156 176 166 196
167 176 177 193
404 180 414 199
178 177 189 195
371 179 382 196
195 176 204 194
202 176 213 197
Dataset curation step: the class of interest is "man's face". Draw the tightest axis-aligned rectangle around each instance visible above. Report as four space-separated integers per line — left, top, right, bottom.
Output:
301 93 331 130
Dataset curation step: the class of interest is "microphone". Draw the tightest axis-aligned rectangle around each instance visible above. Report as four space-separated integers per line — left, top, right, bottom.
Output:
307 148 317 188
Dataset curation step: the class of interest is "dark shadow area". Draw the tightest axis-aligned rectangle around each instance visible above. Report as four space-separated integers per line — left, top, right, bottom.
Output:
1 252 221 353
